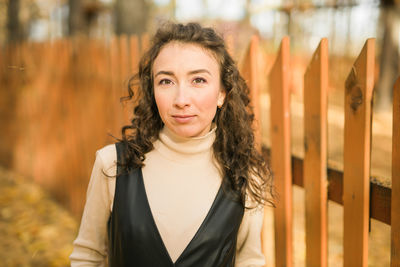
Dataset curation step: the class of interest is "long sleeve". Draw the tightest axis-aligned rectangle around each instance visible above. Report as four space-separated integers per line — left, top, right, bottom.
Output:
235 207 266 267
70 146 116 267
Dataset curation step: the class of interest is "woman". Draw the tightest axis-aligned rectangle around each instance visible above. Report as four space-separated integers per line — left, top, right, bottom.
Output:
70 22 274 266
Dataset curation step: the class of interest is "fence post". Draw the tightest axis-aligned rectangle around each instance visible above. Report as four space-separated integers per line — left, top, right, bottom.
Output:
118 35 132 126
343 38 375 267
110 36 124 135
110 35 119 90
241 35 262 150
225 34 235 59
119 35 129 84
304 38 328 267
269 36 292 267
129 35 139 74
140 33 150 55
392 77 400 266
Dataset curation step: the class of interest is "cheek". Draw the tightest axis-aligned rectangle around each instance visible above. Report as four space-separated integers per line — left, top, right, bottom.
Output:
154 91 170 117
196 90 220 113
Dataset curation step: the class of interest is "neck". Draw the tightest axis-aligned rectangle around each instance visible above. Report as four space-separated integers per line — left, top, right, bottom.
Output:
152 125 216 161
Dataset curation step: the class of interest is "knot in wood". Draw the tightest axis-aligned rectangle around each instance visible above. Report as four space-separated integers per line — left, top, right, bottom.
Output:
304 139 308 153
350 86 363 111
345 67 364 112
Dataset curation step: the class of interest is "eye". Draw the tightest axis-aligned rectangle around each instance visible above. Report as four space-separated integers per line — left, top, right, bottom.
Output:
159 79 173 85
193 77 207 84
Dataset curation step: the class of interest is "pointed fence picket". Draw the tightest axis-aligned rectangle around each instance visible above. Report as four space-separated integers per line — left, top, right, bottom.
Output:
303 38 328 267
241 35 262 150
268 36 293 267
225 34 235 58
343 39 375 267
141 33 150 53
129 35 140 73
392 77 400 267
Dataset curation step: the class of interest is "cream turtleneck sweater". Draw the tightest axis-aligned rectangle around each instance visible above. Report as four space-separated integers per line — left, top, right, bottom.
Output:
70 127 265 266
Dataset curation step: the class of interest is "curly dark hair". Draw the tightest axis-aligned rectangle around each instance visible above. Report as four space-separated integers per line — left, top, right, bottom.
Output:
119 22 274 208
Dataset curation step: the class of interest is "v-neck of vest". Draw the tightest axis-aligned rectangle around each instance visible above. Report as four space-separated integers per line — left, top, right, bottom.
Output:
137 168 223 265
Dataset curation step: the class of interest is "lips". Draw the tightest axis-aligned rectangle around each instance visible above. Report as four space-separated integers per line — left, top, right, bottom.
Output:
172 114 196 123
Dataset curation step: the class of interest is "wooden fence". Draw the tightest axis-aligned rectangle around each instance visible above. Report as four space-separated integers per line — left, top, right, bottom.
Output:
240 36 398 266
0 36 149 215
0 34 397 266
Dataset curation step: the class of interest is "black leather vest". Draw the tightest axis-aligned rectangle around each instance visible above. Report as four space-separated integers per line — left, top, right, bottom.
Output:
107 142 244 267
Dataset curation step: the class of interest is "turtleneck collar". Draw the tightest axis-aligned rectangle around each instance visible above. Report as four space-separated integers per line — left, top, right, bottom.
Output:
153 125 216 161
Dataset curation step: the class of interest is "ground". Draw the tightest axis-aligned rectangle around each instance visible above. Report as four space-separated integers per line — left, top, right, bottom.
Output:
0 167 77 267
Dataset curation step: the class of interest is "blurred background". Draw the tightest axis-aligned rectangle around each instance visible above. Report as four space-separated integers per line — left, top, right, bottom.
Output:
0 0 399 266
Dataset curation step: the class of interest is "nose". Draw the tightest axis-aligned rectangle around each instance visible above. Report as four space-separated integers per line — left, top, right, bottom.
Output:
173 85 190 108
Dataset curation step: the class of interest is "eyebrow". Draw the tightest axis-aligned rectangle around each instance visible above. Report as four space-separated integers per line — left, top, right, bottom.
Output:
188 69 211 75
154 70 174 77
154 69 212 78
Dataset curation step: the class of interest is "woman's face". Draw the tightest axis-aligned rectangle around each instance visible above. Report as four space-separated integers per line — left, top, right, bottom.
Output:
153 42 225 138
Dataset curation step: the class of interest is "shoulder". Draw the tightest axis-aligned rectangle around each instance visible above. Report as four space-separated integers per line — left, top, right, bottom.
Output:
95 144 117 177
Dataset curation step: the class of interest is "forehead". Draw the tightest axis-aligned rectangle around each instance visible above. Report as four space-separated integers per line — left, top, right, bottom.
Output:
153 42 220 74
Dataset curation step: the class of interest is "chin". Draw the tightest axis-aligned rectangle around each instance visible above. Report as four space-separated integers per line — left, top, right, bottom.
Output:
175 130 201 138
171 126 207 138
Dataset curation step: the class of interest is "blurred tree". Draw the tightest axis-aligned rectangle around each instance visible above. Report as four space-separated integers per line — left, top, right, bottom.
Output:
3 0 24 168
115 0 150 35
376 2 399 110
68 0 85 35
170 0 176 19
244 0 251 25
68 0 110 37
7 0 23 43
